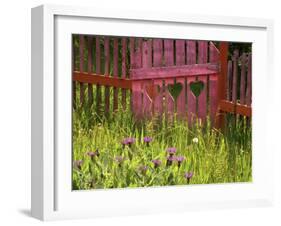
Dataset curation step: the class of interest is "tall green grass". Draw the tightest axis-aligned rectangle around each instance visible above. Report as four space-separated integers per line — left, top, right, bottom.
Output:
72 106 252 190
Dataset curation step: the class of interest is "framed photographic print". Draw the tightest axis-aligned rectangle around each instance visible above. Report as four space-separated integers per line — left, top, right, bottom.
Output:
31 4 274 221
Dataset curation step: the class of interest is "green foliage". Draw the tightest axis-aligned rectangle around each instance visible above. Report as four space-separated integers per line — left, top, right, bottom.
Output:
72 106 252 190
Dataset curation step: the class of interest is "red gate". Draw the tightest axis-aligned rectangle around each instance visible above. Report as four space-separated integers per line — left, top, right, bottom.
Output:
130 38 220 124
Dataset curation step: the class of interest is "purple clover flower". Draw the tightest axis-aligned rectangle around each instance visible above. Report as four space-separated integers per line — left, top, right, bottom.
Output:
143 137 152 146
176 156 185 167
121 137 136 148
166 155 175 166
184 172 193 183
151 159 161 168
73 160 83 170
86 149 100 161
166 147 177 156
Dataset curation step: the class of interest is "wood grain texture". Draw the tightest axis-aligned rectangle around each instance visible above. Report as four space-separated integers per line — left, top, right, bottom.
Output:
153 39 163 67
246 53 252 106
113 38 119 110
187 78 197 125
96 37 101 114
209 42 220 123
153 80 163 116
175 40 186 117
227 61 233 101
216 42 228 128
87 36 93 106
232 50 239 103
130 63 218 79
79 35 85 105
72 36 76 109
73 72 132 89
104 37 110 116
219 100 251 117
142 40 153 117
131 38 143 119
197 41 208 121
186 41 196 65
164 39 174 66
240 53 246 105
121 38 127 109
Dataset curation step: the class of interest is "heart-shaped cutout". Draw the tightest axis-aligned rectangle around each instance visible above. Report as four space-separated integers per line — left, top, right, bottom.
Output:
190 81 204 97
145 84 160 100
168 83 183 101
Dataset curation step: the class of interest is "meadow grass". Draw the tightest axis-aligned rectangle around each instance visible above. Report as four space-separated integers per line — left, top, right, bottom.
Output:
72 105 252 190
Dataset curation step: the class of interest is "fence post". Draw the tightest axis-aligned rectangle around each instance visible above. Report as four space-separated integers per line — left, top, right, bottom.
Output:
215 42 228 129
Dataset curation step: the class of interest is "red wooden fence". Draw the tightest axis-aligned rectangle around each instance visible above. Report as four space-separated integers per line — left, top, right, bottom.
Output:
216 49 252 126
72 35 252 127
130 39 220 124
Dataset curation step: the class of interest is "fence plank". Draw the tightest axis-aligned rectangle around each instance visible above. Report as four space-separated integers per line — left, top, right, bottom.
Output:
104 37 110 116
153 39 163 67
240 53 246 105
186 40 196 123
187 78 197 125
198 41 208 64
164 39 174 66
246 53 252 106
131 38 143 119
154 80 163 116
186 41 196 64
175 40 186 117
227 61 233 101
72 36 76 109
95 37 101 114
165 83 175 116
209 42 219 123
209 42 219 63
153 39 164 115
197 41 208 122
164 39 175 115
87 36 93 106
79 35 85 105
142 40 153 117
232 50 239 103
113 38 119 111
216 42 229 129
121 38 127 110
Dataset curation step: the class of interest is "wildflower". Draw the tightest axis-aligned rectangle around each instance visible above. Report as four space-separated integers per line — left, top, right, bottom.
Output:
115 156 125 167
143 137 152 146
152 159 161 168
86 149 100 161
184 172 193 184
121 137 136 148
176 156 185 167
138 165 148 175
166 147 177 156
192 137 199 144
86 151 97 161
166 156 175 167
73 160 83 170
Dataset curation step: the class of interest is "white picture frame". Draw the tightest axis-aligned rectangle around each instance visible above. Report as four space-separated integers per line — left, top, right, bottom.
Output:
31 4 274 221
